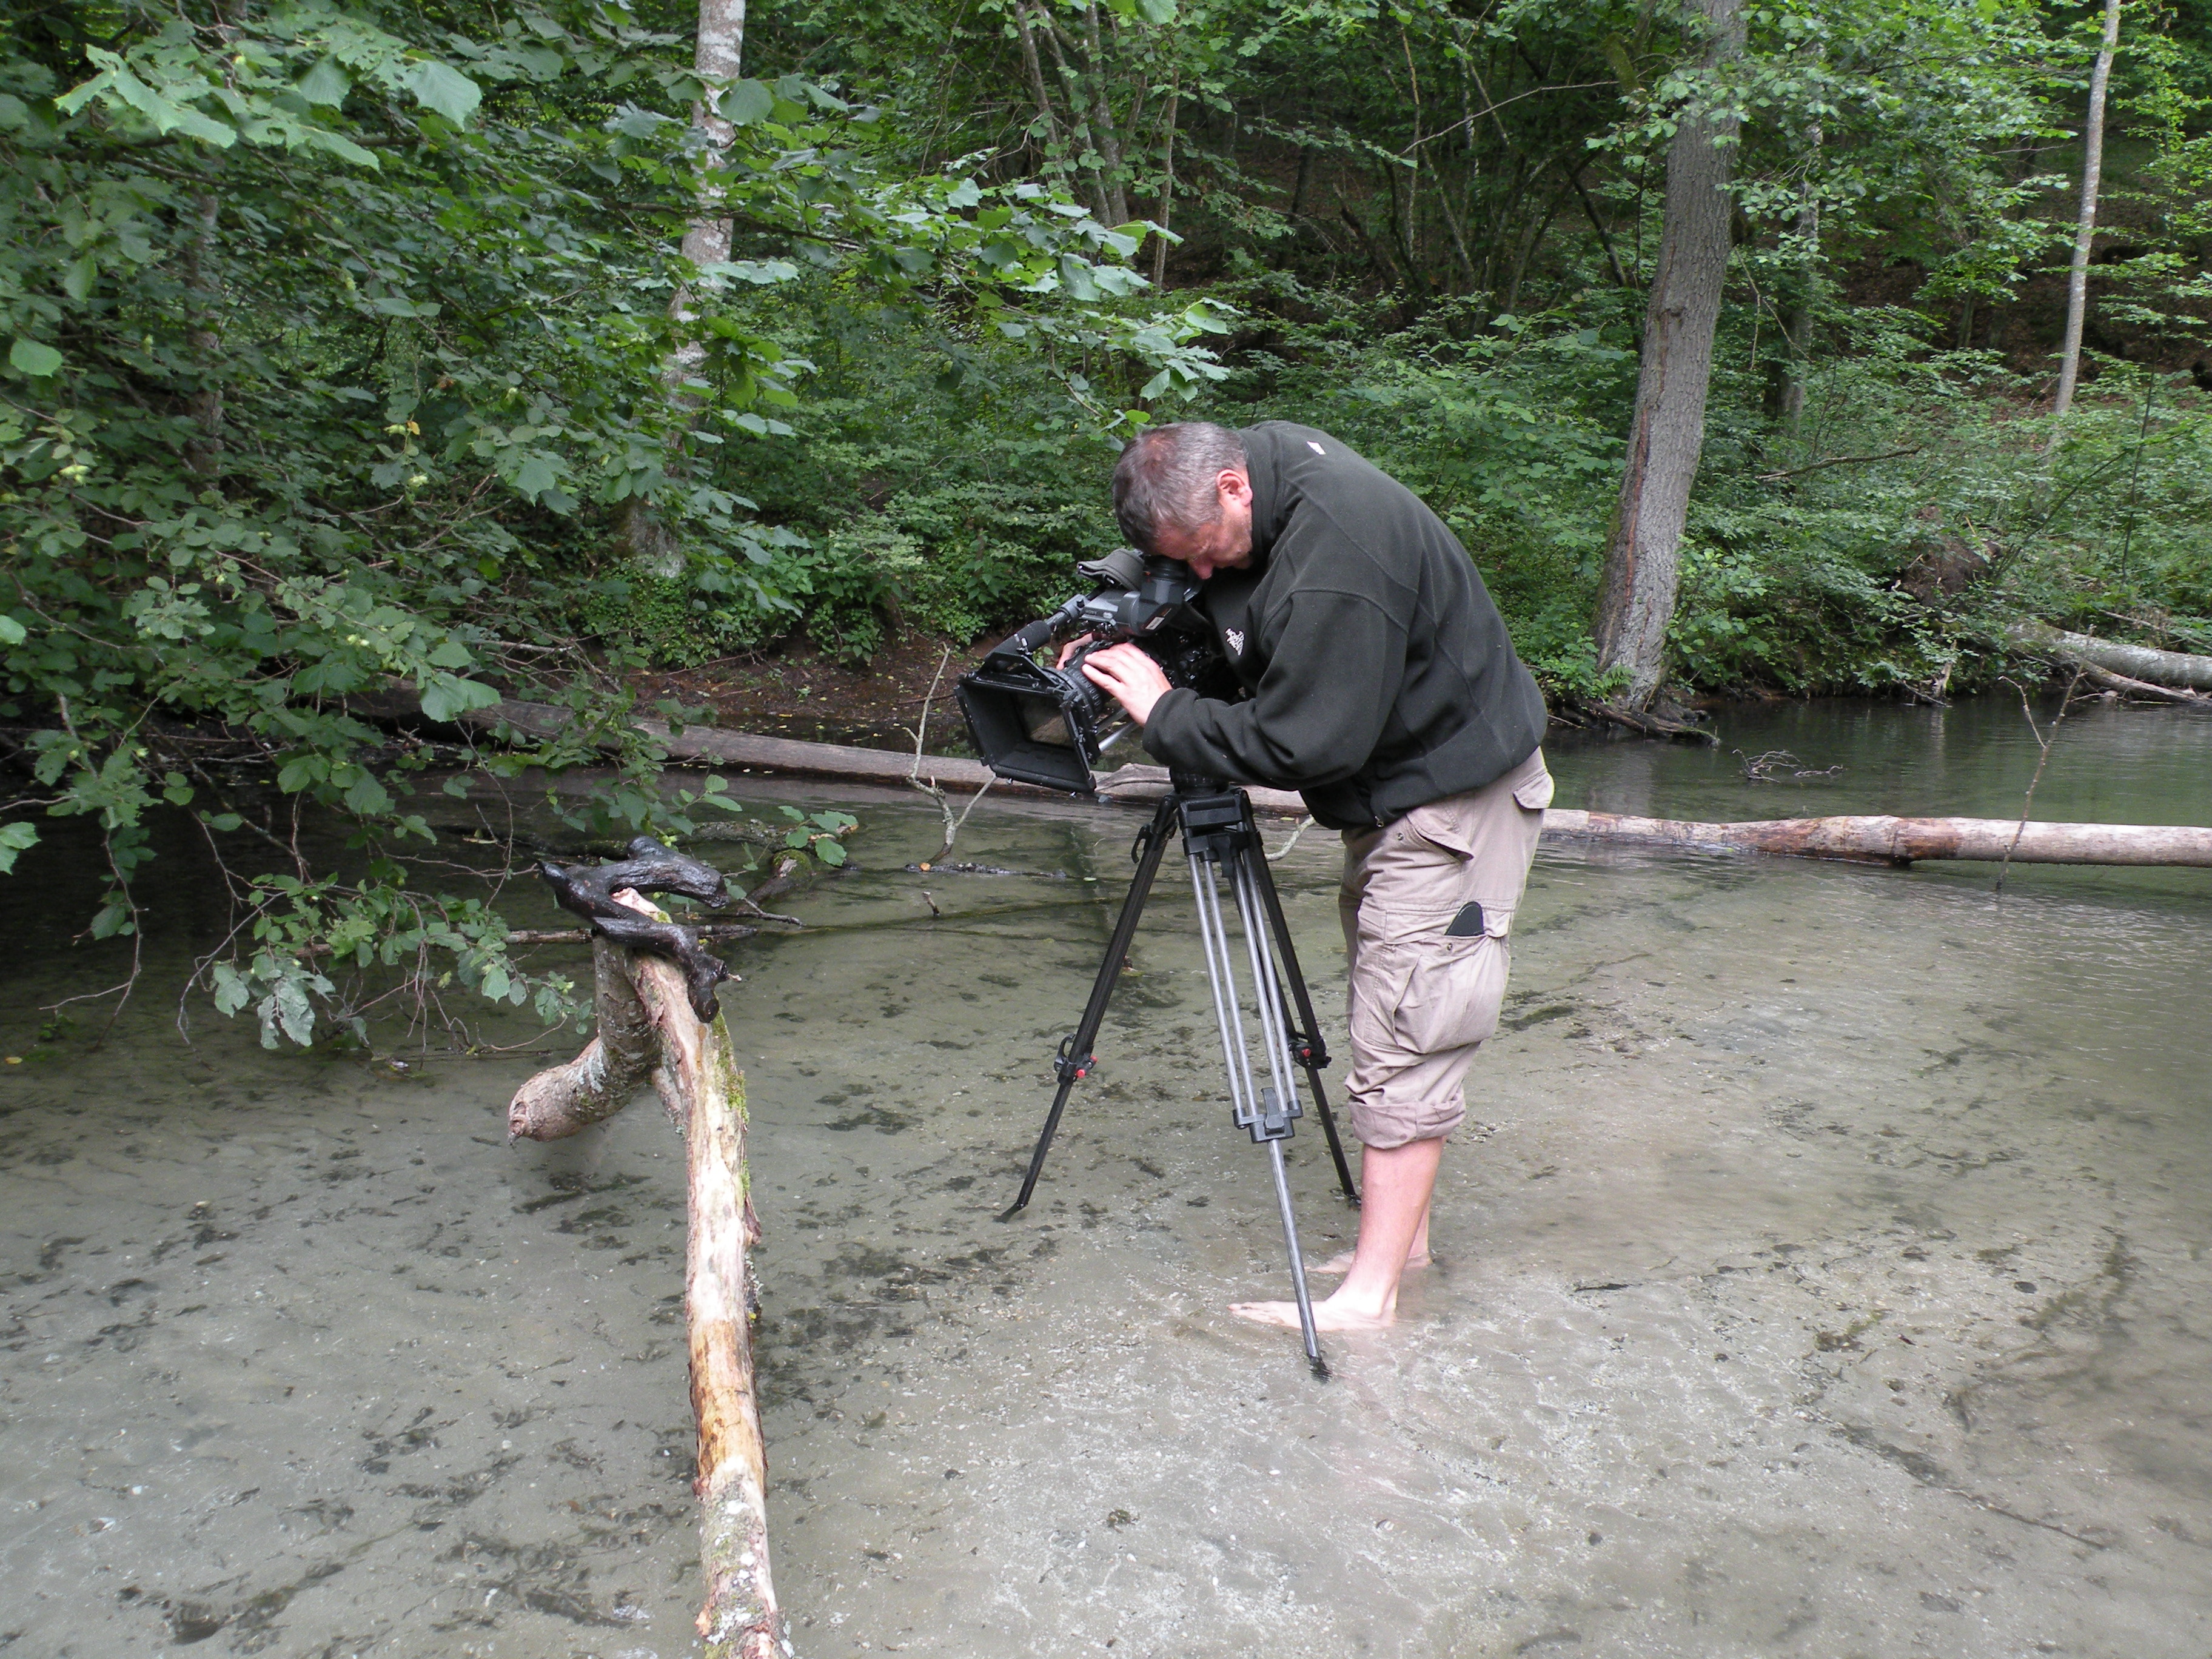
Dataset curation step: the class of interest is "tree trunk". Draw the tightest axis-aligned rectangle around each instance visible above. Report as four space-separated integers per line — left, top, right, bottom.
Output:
1013 2 1062 155
1152 76 1179 286
1592 0 1745 712
623 942 779 1659
626 0 749 579
2012 620 2212 691
2054 0 2121 418
507 936 659 1140
1542 808 2212 868
1775 117 1820 434
183 186 224 480
1079 1 1131 224
1039 19 1110 221
507 886 783 1658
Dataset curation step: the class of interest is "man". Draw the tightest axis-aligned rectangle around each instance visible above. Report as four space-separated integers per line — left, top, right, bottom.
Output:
1076 420 1552 1331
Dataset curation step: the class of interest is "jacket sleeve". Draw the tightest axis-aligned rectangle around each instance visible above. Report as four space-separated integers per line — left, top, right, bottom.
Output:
1142 589 1405 789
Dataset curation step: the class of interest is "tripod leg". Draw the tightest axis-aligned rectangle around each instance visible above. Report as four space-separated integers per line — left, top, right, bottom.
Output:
1002 796 1177 1218
1249 837 1360 1205
1218 845 1324 1374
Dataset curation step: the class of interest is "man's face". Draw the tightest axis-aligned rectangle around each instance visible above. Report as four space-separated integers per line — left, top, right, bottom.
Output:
1150 468 1256 580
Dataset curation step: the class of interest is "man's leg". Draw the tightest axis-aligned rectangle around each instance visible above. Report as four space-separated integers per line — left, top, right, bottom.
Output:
1233 1136 1441 1330
1230 750 1550 1333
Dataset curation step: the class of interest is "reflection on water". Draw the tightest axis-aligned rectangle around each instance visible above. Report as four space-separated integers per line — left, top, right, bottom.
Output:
3 697 2211 1657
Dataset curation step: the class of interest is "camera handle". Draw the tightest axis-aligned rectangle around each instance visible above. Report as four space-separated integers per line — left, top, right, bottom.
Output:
998 784 1359 1378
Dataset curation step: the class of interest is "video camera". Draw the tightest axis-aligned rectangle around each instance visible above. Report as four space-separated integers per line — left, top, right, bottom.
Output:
956 548 1227 795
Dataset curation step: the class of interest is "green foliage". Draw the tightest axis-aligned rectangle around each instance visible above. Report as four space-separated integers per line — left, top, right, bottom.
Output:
0 0 1232 1042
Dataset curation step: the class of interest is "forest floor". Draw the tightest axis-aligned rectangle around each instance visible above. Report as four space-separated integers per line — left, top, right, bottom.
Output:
632 629 999 753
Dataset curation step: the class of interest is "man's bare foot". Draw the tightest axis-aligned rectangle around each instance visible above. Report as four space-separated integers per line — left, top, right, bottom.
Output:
1310 1248 1432 1276
1230 1294 1396 1332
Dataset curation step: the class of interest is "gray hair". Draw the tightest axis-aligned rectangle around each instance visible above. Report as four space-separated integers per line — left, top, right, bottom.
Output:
1111 422 1248 552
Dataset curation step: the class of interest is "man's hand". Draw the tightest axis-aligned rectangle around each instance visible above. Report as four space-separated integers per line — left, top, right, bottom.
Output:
1079 642 1175 726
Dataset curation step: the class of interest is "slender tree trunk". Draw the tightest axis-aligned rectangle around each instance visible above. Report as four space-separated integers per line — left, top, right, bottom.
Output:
1013 2 1062 155
1079 1 1131 224
625 0 748 578
2054 0 2122 417
1774 114 1821 434
1592 0 1746 712
1039 19 1110 221
1153 76 1179 286
182 184 224 480
1424 150 1481 289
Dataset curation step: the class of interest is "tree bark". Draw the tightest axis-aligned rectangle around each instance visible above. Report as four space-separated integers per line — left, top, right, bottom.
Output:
1013 1 1062 155
1592 0 1745 711
182 185 224 479
507 937 659 1140
2012 620 2212 691
508 887 783 1657
625 0 749 579
1774 114 1821 433
2054 0 2121 418
1079 1 1131 224
1152 75 1179 287
1541 809 2212 867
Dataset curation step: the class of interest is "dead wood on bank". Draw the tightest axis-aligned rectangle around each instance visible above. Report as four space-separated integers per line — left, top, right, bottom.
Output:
506 865 784 1658
2010 622 2212 695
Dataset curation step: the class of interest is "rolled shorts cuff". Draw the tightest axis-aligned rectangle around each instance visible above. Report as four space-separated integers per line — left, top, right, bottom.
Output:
1344 1043 1481 1148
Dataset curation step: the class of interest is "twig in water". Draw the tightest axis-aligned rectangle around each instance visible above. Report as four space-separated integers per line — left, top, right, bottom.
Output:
1265 815 1318 861
903 646 994 860
1995 668 2086 897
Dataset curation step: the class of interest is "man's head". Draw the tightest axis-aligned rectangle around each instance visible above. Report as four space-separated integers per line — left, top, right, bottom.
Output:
1110 422 1255 579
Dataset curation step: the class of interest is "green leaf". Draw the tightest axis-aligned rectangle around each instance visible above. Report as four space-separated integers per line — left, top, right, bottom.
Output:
403 60 482 127
813 838 846 866
419 675 501 723
717 79 774 126
0 822 37 875
512 453 561 500
0 615 25 645
9 340 62 378
298 58 351 107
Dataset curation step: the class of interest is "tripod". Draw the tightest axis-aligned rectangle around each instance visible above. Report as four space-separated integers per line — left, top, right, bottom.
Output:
1002 775 1359 1374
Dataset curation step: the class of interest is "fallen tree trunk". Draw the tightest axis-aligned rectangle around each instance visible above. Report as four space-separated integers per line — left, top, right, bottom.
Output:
507 868 784 1657
2011 622 2212 692
1542 809 2212 867
431 697 2212 868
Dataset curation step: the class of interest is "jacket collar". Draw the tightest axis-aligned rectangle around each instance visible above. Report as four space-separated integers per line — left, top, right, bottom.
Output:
1241 425 1289 572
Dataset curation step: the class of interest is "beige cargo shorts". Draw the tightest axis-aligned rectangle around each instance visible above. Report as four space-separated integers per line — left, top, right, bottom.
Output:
1338 747 1552 1148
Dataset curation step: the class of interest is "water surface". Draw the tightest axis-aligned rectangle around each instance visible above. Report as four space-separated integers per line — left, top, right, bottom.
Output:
3 696 2210 1657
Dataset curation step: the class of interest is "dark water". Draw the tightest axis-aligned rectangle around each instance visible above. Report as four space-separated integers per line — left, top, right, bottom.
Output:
2 695 2209 1657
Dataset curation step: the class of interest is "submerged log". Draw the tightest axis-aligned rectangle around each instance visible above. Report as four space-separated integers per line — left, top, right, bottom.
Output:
507 876 785 1657
2013 621 2212 692
1543 809 2212 867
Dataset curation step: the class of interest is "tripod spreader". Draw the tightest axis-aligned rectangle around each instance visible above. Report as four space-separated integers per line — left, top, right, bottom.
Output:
999 781 1359 1375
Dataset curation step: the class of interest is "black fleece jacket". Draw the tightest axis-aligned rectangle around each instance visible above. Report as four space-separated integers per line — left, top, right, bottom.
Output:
1142 421 1547 832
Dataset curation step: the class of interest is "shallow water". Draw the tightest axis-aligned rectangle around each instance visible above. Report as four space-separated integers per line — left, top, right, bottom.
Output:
4 697 2211 1657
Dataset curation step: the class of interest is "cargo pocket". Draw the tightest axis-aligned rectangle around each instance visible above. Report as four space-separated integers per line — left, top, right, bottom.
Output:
1347 938 1421 1060
1393 929 1507 1054
1512 765 1555 813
